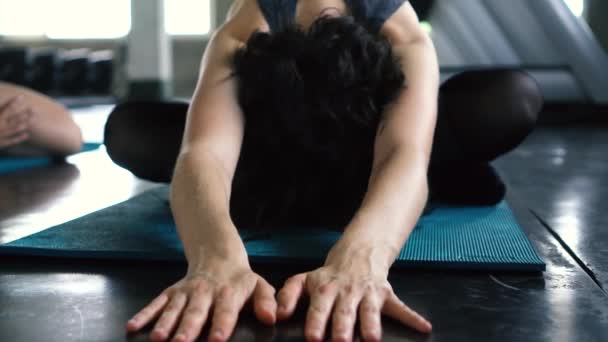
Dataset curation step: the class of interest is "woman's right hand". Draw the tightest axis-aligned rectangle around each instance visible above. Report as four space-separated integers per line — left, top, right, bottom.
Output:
126 259 277 342
0 95 31 149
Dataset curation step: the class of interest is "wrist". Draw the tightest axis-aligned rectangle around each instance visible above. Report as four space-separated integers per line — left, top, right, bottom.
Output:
184 226 250 272
325 239 395 275
187 244 250 274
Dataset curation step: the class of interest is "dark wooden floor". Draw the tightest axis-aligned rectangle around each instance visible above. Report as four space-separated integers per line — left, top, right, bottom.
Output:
495 124 608 290
1 106 607 341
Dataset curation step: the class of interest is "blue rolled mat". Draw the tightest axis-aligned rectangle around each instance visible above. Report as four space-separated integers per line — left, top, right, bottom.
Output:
0 143 101 175
0 186 545 271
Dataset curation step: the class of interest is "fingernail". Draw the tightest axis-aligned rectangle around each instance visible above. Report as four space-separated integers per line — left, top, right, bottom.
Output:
213 329 224 338
173 333 186 341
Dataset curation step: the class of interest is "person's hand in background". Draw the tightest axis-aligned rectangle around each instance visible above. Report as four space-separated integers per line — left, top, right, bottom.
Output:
0 95 31 149
0 82 82 156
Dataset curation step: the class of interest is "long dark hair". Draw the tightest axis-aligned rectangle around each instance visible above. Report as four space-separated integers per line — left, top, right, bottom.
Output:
231 15 405 228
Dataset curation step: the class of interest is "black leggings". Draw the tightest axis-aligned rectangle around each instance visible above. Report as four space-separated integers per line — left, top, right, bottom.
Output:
105 70 542 225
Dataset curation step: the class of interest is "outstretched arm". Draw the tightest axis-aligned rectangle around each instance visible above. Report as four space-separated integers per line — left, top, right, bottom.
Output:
332 2 439 275
125 1 277 342
0 82 82 156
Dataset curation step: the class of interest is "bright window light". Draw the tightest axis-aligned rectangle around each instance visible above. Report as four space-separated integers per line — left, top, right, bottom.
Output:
0 0 130 39
165 0 211 35
564 0 585 17
0 0 46 36
45 0 131 39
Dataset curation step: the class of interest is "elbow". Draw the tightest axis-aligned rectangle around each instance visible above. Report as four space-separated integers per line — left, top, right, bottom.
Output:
169 146 234 207
372 143 431 182
56 115 84 156
172 146 233 186
37 119 83 157
374 137 430 170
44 104 84 156
174 147 214 170
65 105 84 153
65 124 84 155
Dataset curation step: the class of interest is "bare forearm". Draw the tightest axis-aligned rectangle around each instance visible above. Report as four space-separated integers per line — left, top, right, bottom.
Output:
170 149 248 271
328 150 429 269
23 112 82 156
328 38 438 269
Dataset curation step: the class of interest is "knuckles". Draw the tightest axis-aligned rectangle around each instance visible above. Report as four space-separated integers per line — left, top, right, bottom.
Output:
184 307 204 317
309 304 328 314
360 303 379 315
217 285 235 299
307 272 391 300
336 306 355 317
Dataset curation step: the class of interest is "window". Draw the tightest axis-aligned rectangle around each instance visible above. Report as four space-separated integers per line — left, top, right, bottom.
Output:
0 0 131 39
45 0 131 39
0 0 47 36
164 0 211 35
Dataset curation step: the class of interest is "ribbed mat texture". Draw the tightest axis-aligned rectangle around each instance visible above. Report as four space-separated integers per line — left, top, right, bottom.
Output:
0 143 101 175
0 186 545 271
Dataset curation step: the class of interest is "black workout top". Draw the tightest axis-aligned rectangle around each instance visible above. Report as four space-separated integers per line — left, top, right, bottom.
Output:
257 0 408 34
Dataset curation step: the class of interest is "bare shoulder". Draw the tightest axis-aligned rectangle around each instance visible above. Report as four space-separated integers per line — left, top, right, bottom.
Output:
219 0 270 42
379 2 428 45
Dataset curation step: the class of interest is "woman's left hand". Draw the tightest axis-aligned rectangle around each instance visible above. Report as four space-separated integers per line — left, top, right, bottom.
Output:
275 252 432 342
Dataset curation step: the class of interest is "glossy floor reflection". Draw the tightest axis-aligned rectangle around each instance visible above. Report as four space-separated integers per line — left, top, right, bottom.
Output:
0 147 159 244
1 114 608 341
494 123 608 290
0 105 158 244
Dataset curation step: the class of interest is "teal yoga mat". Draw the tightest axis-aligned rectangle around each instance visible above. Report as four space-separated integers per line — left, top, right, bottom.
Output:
0 186 545 271
0 143 101 175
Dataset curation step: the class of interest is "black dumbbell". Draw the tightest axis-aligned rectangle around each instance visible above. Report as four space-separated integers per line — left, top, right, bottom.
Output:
88 50 114 95
0 47 30 86
30 49 60 94
57 49 91 96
